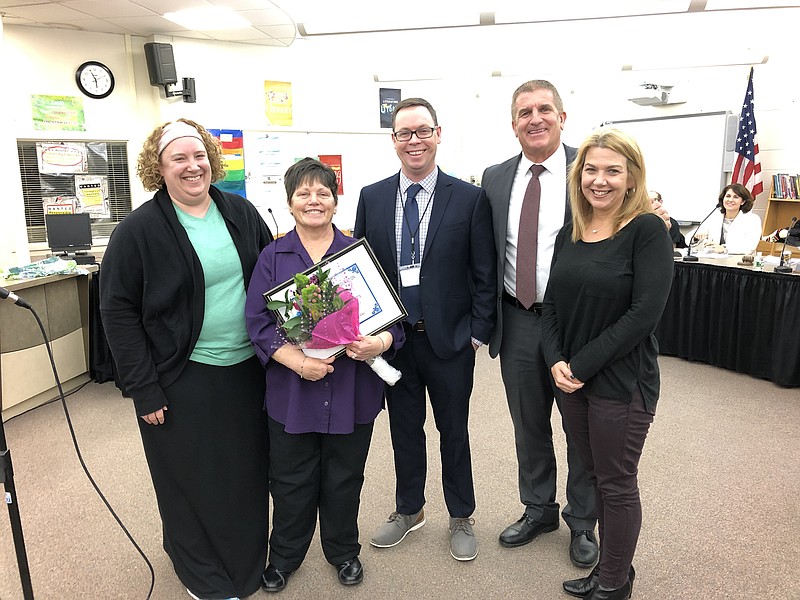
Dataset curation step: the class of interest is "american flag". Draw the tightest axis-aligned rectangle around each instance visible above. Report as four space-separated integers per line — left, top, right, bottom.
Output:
731 67 763 197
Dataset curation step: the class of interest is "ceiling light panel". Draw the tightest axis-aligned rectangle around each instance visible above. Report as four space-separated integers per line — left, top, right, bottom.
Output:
296 0 481 34
495 0 691 23
164 7 252 30
705 0 800 8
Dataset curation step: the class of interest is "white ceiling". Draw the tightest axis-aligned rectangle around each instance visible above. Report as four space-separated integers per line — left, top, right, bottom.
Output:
0 0 298 47
1 1 797 47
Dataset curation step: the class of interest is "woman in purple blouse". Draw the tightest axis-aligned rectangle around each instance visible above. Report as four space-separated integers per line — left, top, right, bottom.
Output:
245 158 405 593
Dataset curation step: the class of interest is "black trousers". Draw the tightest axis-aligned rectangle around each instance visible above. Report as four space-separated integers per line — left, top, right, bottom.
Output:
558 386 654 589
267 416 374 572
386 327 476 518
139 357 269 599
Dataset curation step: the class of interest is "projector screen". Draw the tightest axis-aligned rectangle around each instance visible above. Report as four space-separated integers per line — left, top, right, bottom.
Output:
603 112 734 223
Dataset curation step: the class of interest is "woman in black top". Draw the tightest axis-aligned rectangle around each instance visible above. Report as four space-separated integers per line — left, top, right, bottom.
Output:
541 128 673 600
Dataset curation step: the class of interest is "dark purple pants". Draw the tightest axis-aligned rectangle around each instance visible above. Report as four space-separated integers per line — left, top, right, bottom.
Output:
558 386 653 589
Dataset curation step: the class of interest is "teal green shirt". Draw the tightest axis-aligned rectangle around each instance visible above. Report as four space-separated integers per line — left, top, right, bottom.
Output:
174 201 255 366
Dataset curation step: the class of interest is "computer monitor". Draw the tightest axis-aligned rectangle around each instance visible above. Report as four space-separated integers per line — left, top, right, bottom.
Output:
45 213 93 255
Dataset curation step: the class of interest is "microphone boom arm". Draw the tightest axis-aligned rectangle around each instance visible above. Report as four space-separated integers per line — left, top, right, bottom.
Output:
683 204 721 262
774 216 798 274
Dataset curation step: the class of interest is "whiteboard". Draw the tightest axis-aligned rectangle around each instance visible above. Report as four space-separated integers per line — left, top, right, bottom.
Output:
603 112 732 223
242 130 398 236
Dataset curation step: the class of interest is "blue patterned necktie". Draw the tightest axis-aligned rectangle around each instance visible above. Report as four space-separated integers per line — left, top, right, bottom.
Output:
400 183 423 323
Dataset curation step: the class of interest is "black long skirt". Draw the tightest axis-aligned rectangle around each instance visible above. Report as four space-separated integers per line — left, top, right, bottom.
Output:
138 356 269 599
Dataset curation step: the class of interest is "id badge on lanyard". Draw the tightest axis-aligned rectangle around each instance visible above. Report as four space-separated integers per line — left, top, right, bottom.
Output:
399 264 421 287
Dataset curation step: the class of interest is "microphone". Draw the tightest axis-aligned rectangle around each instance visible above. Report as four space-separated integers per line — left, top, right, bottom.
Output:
0 286 32 309
774 216 798 274
684 203 722 262
267 207 280 237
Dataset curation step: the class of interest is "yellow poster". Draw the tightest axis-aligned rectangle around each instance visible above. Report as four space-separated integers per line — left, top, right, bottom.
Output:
264 81 293 126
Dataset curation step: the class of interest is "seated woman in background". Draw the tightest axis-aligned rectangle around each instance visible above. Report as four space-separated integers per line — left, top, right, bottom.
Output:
690 183 762 254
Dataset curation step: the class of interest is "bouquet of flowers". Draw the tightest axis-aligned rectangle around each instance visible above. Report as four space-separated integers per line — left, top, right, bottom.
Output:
266 266 401 385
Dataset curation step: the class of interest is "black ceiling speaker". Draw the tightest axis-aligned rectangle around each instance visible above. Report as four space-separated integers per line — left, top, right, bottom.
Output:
144 42 178 86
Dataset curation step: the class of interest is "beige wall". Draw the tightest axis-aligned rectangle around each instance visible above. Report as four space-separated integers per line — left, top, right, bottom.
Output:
2 7 799 267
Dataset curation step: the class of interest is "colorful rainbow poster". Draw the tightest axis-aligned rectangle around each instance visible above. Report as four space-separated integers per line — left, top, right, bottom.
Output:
209 129 247 198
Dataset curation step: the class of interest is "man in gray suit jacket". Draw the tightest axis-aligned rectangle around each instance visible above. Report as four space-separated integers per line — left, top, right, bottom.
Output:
355 98 496 563
481 80 599 569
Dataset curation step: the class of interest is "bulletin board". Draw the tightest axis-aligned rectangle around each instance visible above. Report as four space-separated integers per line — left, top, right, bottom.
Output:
603 112 734 223
242 130 397 236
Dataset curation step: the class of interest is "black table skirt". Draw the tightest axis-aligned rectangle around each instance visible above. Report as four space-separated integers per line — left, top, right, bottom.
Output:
88 269 117 385
655 262 800 387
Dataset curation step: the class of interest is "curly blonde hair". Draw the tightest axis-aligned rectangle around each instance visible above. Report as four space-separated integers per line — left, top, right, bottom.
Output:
136 118 227 192
567 127 654 242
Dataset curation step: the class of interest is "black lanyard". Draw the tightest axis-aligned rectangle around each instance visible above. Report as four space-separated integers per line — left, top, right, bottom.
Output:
400 185 434 264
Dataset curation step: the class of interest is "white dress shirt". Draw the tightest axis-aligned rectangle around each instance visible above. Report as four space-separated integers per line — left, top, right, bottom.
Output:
504 146 567 303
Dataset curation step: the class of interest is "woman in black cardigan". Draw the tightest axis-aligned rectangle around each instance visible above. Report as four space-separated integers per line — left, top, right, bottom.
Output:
100 118 272 599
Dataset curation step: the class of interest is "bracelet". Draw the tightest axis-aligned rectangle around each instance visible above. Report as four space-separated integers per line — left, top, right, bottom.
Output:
299 357 307 379
377 334 387 353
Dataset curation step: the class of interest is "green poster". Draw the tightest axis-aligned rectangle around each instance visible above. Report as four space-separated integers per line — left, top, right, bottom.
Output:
31 95 86 131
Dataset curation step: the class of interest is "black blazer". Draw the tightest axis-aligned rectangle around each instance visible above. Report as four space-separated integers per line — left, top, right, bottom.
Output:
355 168 496 360
481 144 576 358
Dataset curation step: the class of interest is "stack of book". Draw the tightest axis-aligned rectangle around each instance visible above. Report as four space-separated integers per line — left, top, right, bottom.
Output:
772 173 800 199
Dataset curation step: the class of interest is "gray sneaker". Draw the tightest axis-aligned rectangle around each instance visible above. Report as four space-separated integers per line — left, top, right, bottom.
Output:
370 509 426 548
449 517 478 561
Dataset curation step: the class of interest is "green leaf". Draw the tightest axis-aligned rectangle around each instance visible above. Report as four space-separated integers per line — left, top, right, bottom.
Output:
283 316 302 330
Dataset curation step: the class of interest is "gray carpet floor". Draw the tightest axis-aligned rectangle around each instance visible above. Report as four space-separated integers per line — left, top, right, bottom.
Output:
1 353 798 599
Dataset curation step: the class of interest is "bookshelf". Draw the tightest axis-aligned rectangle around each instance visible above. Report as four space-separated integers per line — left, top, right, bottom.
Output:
756 174 800 258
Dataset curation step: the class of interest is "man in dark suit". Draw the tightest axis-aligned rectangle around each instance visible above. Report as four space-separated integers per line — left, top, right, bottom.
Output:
355 97 496 562
481 80 599 569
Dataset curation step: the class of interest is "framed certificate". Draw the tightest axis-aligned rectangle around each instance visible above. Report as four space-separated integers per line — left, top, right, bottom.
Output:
263 237 407 358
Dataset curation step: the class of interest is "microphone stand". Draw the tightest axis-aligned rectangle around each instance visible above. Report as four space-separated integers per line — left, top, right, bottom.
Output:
0 327 36 599
774 216 798 274
1 284 157 599
267 207 280 238
684 204 721 262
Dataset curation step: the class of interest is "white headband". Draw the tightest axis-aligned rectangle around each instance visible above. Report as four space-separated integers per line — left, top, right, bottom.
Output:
157 121 205 155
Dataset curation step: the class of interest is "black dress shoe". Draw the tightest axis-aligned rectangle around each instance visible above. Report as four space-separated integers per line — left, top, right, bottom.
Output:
564 565 635 598
586 579 632 600
569 530 599 568
563 564 599 598
261 564 291 593
499 513 558 547
336 556 364 586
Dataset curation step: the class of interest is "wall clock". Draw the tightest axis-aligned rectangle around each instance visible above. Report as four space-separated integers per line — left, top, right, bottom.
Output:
75 61 115 99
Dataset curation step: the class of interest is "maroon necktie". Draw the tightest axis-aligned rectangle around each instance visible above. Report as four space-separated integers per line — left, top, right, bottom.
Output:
516 164 546 309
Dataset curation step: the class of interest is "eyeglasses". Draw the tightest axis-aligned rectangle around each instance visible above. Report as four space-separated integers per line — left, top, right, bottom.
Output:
393 127 436 142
